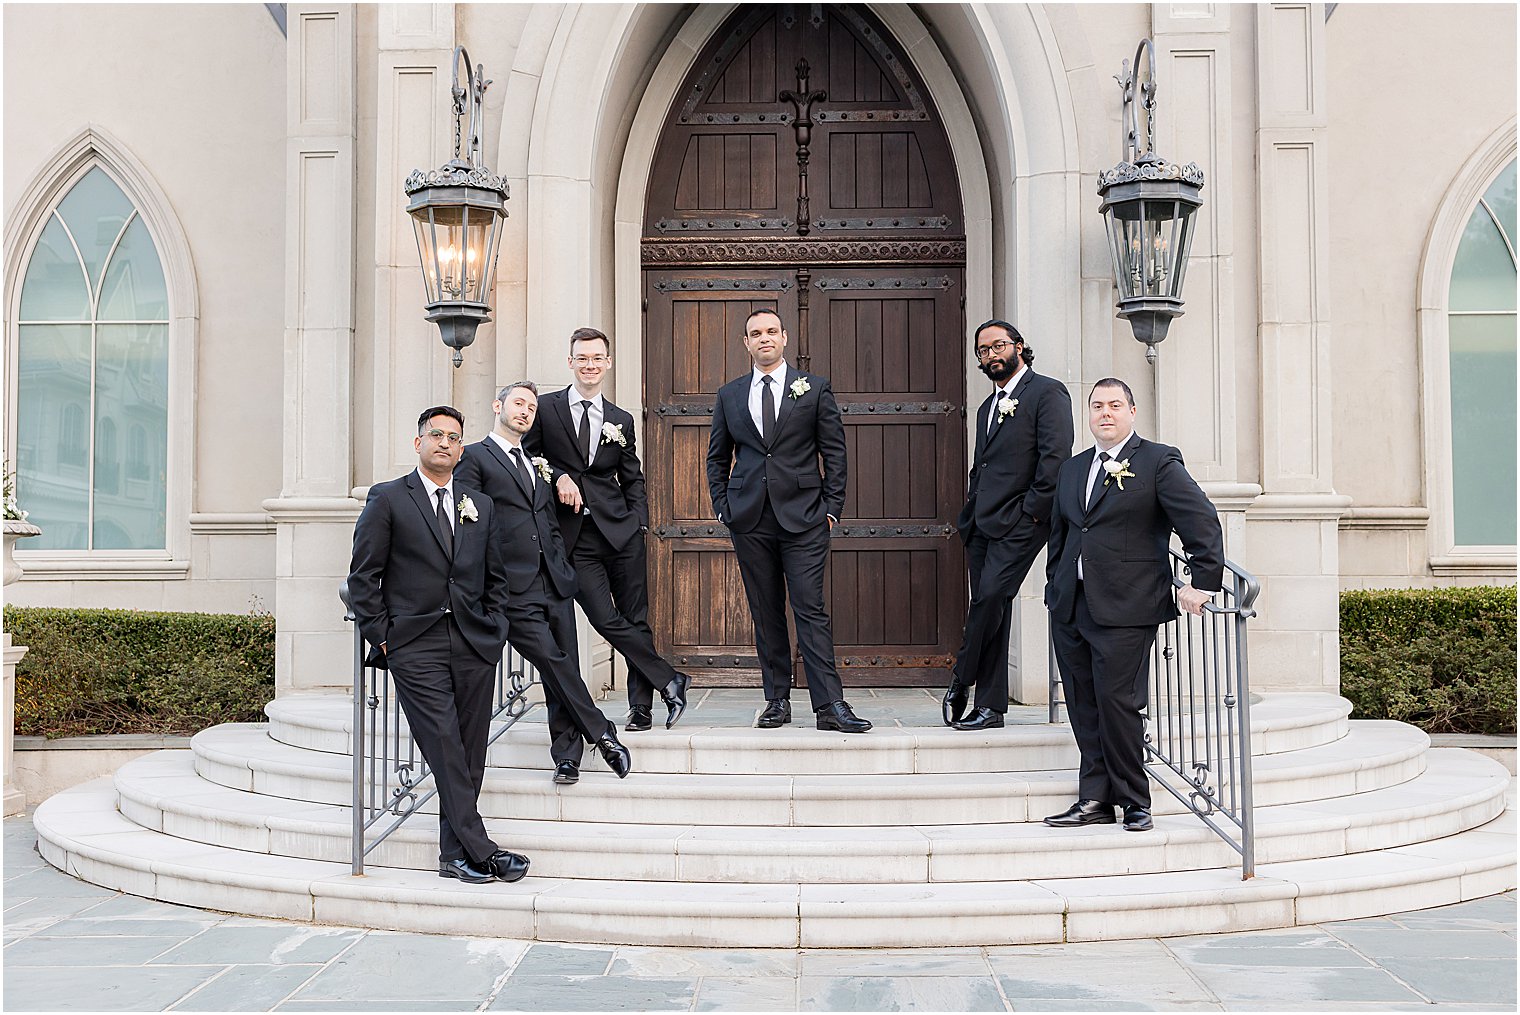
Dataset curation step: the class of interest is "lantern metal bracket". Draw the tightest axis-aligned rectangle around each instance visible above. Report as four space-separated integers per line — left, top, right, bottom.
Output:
1117 38 1159 168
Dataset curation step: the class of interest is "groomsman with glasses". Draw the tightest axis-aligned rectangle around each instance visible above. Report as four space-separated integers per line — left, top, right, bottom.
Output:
347 406 529 884
943 320 1073 731
524 327 692 734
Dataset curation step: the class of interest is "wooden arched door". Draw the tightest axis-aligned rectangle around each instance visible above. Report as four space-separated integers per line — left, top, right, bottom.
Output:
642 4 966 687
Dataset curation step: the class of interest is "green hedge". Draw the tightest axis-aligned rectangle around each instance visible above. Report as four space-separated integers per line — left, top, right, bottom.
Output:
4 607 275 738
1340 586 1516 736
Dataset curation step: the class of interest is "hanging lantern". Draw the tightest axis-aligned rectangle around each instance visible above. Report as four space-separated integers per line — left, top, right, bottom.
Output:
1097 39 1205 353
404 47 509 367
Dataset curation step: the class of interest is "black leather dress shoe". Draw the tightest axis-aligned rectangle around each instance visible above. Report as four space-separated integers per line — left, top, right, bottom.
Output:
439 857 495 884
815 699 872 733
1123 805 1154 832
485 849 531 883
596 733 632 778
942 682 970 727
661 672 691 729
756 699 791 728
624 706 652 733
552 761 580 785
1043 799 1118 827
951 707 1005 731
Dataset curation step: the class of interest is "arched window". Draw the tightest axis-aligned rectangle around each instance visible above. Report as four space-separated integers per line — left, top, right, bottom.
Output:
1447 159 1516 547
14 166 169 551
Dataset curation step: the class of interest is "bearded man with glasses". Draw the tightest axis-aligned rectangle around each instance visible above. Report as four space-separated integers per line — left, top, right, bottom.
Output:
942 320 1074 731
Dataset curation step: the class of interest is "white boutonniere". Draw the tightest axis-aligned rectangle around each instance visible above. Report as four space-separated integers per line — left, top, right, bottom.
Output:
531 456 553 483
1102 457 1136 490
996 396 1019 422
789 377 810 399
457 494 478 523
601 421 627 447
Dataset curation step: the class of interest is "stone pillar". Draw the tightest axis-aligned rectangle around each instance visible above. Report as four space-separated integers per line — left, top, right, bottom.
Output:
264 5 363 694
1247 3 1350 692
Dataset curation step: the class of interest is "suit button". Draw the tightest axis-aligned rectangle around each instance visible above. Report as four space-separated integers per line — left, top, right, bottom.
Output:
1081 527 1088 532
766 453 772 458
531 535 538 541
448 578 454 584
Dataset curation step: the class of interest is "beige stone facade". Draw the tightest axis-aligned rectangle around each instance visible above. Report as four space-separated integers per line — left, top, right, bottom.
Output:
4 4 1515 701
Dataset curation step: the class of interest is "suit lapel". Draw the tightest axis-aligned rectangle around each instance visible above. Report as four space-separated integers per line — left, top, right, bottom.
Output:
484 437 533 500
405 472 453 561
973 391 996 463
984 370 1034 446
1084 432 1142 518
551 389 583 462
729 378 765 445
766 365 798 446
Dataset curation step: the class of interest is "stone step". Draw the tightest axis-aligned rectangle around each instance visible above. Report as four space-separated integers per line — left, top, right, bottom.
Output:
113 746 1506 884
34 778 1516 947
190 720 1429 825
264 691 1354 774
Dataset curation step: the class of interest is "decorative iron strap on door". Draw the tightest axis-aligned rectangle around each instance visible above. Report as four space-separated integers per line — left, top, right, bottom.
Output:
340 583 539 875
643 3 968 688
1048 551 1262 878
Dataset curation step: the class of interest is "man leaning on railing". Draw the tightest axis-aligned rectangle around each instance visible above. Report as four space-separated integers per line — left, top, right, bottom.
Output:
1042 377 1225 834
346 404 531 886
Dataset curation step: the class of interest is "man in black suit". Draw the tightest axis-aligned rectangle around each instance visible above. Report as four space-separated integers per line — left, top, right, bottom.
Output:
1043 378 1224 832
454 382 633 787
523 327 691 733
706 308 871 733
347 406 530 885
943 320 1074 731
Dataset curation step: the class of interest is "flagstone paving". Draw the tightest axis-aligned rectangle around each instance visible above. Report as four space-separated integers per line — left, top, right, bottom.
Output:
5 813 1513 1012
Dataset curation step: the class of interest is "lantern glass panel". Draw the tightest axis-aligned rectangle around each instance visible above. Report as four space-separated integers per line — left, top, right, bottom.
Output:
410 210 443 305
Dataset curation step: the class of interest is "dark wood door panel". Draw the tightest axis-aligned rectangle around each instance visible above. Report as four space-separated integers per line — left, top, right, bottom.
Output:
642 4 967 688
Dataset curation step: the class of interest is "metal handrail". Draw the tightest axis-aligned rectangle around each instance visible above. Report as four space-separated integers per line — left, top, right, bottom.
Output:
1048 550 1261 878
340 582 539 876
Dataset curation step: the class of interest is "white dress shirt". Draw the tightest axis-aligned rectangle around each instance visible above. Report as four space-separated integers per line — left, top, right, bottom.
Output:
987 364 1028 434
748 362 788 436
489 430 533 488
1076 431 1132 581
415 468 455 532
571 388 605 463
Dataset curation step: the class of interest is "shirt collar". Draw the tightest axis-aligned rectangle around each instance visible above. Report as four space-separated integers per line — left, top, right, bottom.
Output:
571 387 604 411
415 468 453 500
1095 430 1135 457
752 361 790 386
995 363 1028 398
488 430 524 455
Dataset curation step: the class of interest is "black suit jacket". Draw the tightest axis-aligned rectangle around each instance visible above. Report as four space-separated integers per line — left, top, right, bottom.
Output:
1044 432 1225 628
706 365 847 534
347 471 510 667
957 369 1073 540
454 437 578 599
523 387 648 552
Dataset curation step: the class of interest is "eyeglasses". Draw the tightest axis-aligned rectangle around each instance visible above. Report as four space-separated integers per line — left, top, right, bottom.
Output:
423 428 463 445
571 355 609 366
974 340 1016 360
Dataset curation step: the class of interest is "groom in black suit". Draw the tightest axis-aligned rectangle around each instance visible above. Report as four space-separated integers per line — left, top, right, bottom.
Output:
523 327 690 733
706 308 871 733
454 382 633 787
347 405 529 885
1043 378 1224 832
944 320 1073 731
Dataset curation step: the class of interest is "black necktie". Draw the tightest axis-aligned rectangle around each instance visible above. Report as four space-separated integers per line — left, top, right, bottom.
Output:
435 488 453 556
509 447 533 492
578 399 594 464
761 375 775 442
1088 452 1111 510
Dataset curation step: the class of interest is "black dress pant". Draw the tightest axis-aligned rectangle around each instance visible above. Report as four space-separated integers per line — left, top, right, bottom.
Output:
385 617 498 865
952 517 1050 712
729 499 844 710
505 568 615 766
1050 583 1157 808
571 522 680 712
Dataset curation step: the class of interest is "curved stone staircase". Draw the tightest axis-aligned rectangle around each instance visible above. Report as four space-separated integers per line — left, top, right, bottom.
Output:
32 690 1514 947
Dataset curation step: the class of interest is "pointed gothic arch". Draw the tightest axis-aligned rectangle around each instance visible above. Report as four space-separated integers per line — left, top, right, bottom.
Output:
4 126 198 577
